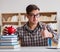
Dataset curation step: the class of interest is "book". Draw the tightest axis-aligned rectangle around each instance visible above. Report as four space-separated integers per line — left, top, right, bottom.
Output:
0 35 17 38
0 42 19 46
0 39 17 42
0 45 20 49
0 37 18 40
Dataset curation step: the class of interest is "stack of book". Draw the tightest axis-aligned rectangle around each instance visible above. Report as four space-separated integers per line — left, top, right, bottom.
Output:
0 35 20 49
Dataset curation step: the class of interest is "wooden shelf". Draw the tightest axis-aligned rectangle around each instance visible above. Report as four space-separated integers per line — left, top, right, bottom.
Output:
20 12 57 16
21 21 57 24
2 22 18 25
40 21 57 23
40 12 57 16
1 12 57 31
2 13 18 18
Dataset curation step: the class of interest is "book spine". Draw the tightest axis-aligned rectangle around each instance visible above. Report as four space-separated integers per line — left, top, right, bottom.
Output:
0 37 18 40
0 40 17 42
0 35 17 38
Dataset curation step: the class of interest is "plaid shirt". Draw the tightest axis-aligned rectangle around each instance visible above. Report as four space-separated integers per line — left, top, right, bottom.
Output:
16 22 58 46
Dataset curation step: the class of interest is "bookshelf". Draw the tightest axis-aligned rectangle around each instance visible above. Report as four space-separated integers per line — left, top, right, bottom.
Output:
1 12 57 33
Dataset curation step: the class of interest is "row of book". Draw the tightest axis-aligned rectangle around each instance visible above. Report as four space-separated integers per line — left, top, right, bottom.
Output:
0 35 20 49
38 15 57 21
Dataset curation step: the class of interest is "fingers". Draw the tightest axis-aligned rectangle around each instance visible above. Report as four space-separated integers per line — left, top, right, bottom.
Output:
3 27 8 35
44 25 47 30
40 29 44 37
41 23 48 38
41 23 53 38
42 23 47 30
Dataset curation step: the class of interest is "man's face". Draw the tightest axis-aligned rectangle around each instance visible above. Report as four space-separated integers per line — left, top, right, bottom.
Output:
27 9 40 24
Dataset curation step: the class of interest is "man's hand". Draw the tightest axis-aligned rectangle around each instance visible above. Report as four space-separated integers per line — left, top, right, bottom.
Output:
3 27 8 35
41 25 53 38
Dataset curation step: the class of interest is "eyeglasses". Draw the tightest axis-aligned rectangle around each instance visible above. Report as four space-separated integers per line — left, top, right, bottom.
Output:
28 13 40 18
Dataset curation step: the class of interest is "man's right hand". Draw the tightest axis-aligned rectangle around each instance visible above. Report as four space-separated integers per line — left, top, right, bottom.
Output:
41 24 53 38
3 27 8 35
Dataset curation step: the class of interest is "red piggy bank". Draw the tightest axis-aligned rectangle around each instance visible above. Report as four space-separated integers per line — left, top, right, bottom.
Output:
7 26 16 35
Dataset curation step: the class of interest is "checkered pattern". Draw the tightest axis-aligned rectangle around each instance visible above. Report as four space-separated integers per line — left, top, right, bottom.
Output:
16 22 57 46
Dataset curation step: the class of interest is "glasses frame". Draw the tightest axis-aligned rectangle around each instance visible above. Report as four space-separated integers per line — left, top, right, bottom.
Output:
28 13 40 18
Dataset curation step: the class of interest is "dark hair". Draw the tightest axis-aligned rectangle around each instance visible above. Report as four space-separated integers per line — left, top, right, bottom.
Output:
26 4 40 14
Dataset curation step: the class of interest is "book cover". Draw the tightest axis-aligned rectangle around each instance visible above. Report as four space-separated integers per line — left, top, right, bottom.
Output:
0 42 19 46
0 39 17 42
0 37 18 40
0 35 17 38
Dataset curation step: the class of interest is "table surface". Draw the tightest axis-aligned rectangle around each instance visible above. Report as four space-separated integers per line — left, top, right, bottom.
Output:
0 46 60 52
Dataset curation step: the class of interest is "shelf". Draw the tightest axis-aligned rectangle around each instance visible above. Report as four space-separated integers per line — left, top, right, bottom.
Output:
40 21 57 23
2 13 18 17
2 22 18 25
21 21 57 24
20 12 57 16
40 12 57 16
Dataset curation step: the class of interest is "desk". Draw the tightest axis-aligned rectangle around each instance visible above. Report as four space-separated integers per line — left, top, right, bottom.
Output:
0 47 60 52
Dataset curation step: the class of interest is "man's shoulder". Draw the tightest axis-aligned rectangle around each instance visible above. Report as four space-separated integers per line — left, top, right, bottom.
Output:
17 26 24 30
16 22 28 31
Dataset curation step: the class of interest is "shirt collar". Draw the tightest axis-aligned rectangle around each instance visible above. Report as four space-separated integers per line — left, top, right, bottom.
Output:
24 22 42 33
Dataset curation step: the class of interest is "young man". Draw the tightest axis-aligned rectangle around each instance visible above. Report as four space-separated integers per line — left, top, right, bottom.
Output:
3 4 58 46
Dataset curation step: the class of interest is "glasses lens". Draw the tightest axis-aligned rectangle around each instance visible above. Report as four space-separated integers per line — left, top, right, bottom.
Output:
29 13 40 18
35 14 40 17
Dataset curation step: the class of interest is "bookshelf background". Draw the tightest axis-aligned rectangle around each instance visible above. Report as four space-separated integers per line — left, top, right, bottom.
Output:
0 12 57 34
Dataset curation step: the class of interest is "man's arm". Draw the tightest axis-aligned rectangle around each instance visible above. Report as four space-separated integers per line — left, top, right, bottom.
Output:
40 22 58 44
47 24 58 44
